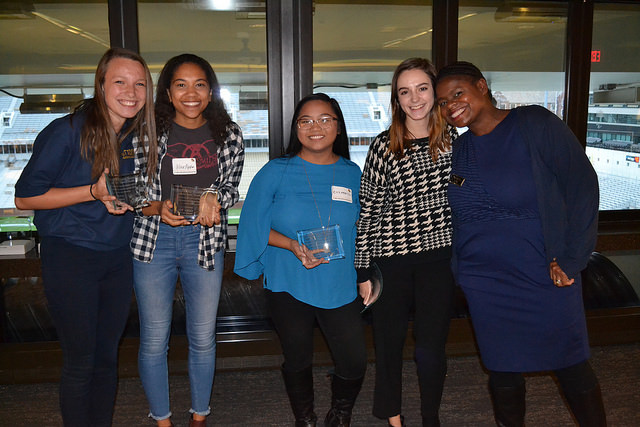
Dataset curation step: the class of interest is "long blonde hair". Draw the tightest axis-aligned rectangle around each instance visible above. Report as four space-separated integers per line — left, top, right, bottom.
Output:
388 57 451 162
77 48 157 180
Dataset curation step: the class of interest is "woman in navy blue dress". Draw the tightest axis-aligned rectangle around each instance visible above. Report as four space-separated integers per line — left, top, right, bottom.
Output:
435 62 605 427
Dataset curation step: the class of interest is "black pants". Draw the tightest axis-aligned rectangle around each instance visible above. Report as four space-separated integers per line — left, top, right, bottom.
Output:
40 237 133 427
266 290 367 379
489 359 600 395
370 255 455 420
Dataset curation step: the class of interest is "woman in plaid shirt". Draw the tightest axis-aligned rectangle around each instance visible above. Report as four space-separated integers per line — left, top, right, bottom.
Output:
131 54 244 427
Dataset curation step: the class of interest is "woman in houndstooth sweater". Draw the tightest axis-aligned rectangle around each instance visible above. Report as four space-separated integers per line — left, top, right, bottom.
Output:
355 57 457 427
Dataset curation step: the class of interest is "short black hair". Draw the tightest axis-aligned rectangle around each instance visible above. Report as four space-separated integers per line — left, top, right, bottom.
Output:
436 61 492 101
436 61 485 86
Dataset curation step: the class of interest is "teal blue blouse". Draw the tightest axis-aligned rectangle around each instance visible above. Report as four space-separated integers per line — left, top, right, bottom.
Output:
234 155 361 309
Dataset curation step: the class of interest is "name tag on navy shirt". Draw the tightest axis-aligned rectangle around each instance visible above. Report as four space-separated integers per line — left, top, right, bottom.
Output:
450 174 465 186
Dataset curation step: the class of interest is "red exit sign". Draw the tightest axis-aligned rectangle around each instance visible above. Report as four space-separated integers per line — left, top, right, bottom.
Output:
591 51 601 62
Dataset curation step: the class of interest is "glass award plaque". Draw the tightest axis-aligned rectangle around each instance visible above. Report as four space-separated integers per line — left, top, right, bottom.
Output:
171 184 216 222
361 262 383 313
296 224 345 261
105 172 150 210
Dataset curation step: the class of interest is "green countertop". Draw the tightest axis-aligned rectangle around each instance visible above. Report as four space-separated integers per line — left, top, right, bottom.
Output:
1 210 240 233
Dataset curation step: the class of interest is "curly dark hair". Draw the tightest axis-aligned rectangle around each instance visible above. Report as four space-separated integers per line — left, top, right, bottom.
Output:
285 93 350 160
155 53 231 145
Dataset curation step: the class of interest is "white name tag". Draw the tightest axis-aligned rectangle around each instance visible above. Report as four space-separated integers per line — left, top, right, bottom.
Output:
172 158 197 175
332 186 352 203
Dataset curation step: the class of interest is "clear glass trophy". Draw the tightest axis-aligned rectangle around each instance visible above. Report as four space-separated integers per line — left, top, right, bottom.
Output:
171 184 217 222
105 172 150 210
296 224 345 261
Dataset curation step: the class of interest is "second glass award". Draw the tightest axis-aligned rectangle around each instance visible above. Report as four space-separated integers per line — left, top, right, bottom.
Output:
296 224 345 261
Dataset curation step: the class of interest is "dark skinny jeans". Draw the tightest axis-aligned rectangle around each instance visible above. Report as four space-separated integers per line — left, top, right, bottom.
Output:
41 237 133 427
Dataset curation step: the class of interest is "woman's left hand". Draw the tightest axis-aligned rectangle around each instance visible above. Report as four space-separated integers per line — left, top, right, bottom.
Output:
358 280 374 306
94 168 132 214
549 259 575 287
193 191 221 227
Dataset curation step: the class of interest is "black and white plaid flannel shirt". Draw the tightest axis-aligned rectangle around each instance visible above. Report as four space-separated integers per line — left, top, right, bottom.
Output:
130 122 245 270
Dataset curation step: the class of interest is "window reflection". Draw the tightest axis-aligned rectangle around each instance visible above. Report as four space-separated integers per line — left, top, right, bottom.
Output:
458 1 567 120
0 2 108 210
313 1 433 170
138 1 268 201
588 4 640 211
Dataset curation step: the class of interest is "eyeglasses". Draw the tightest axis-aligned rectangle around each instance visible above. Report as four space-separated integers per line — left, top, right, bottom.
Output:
297 116 338 130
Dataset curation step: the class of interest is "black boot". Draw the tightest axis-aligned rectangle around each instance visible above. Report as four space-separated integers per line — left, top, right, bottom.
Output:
489 379 526 427
563 383 607 427
323 374 364 427
282 365 317 427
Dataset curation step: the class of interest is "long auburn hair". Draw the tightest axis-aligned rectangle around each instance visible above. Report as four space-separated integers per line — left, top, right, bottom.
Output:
155 53 231 145
77 48 157 180
285 93 350 160
388 57 451 162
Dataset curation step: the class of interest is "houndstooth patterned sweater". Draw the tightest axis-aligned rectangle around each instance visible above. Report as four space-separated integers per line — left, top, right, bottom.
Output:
355 128 456 277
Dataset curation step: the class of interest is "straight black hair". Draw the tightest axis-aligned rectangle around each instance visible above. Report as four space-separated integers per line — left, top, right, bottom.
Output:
285 93 350 160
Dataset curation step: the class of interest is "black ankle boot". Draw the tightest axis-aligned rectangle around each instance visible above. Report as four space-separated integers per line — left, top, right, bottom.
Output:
323 374 364 427
282 366 317 427
563 383 607 427
489 380 526 427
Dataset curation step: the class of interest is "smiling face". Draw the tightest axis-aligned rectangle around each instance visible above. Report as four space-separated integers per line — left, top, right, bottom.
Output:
295 100 339 161
103 57 147 132
168 62 212 129
396 68 435 130
436 75 491 132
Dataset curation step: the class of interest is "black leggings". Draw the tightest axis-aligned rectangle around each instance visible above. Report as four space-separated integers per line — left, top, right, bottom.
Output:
489 360 599 393
266 290 367 379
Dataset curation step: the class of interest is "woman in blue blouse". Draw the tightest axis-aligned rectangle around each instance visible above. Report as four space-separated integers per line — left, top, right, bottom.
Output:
234 93 367 427
15 48 157 426
132 54 244 427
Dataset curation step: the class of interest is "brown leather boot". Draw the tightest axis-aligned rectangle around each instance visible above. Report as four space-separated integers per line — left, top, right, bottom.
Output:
189 414 206 427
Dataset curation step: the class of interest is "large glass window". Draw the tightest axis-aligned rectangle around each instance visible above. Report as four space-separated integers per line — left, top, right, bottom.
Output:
138 1 268 203
0 2 109 211
458 1 567 119
313 1 433 170
587 4 640 211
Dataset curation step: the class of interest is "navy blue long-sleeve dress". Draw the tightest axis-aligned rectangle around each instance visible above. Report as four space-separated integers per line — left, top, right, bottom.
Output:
448 109 591 372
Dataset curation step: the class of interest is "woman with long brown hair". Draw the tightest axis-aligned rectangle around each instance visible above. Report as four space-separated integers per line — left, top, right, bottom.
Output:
15 47 157 426
355 57 457 427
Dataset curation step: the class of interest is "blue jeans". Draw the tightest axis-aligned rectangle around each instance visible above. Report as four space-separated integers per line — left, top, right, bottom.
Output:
41 237 133 427
134 223 223 420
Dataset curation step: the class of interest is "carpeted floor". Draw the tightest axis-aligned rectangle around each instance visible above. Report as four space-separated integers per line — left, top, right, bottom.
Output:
1 344 638 426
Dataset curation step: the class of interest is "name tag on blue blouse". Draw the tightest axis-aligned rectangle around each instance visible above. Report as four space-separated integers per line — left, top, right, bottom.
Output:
450 174 465 186
332 186 352 203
